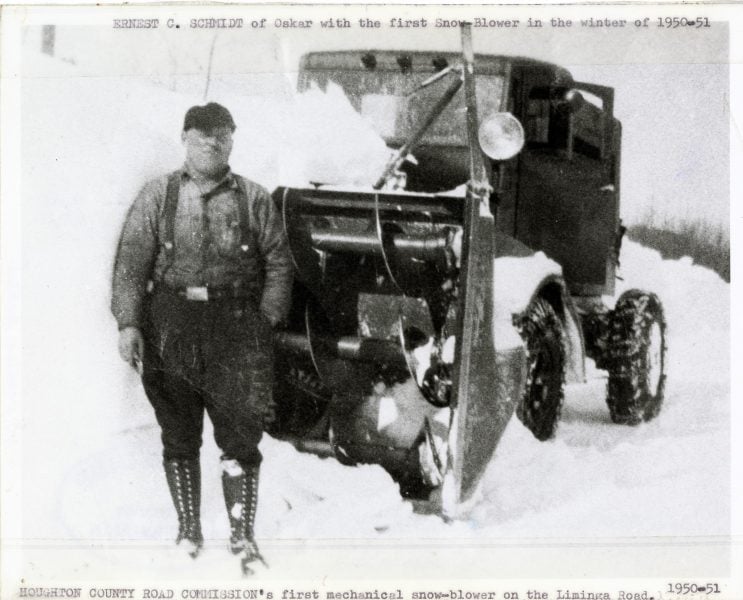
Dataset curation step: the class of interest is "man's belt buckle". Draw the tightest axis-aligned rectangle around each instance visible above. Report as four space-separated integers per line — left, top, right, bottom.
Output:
185 286 209 301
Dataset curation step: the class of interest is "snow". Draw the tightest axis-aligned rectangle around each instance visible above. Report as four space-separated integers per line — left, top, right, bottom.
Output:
492 252 563 350
8 53 732 581
278 82 393 187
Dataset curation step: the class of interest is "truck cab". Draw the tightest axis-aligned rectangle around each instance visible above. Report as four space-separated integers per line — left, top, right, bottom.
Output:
298 51 622 298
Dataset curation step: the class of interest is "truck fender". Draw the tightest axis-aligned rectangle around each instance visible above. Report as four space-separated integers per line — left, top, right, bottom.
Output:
528 276 586 385
493 252 586 384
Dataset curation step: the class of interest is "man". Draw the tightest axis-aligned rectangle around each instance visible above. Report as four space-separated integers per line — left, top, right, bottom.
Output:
111 102 293 575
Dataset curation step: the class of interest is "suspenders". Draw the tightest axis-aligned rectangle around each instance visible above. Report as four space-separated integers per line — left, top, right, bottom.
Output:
162 173 180 255
162 171 252 261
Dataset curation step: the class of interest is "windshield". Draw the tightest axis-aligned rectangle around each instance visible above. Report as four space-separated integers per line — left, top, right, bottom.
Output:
303 70 505 147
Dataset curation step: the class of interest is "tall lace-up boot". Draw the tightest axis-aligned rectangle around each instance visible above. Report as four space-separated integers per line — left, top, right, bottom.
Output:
163 458 204 559
221 458 267 575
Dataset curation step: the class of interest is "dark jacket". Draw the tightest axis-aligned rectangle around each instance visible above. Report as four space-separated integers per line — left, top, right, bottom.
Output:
111 167 293 329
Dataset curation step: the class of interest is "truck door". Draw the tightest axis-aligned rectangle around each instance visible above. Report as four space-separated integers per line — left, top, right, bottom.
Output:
514 81 621 297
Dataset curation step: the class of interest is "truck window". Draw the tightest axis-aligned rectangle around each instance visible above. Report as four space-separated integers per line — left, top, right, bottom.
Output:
524 87 608 160
304 70 505 147
525 98 551 145
569 90 607 159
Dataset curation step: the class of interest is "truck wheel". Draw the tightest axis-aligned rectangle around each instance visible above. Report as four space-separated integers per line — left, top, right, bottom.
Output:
605 291 666 425
515 298 565 441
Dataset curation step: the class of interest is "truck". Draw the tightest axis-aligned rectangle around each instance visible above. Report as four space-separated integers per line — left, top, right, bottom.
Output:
266 26 667 517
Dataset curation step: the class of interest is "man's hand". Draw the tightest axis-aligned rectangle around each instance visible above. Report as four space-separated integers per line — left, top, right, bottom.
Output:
118 326 144 374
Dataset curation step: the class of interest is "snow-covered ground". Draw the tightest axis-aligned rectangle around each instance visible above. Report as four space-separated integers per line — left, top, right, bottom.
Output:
6 55 731 581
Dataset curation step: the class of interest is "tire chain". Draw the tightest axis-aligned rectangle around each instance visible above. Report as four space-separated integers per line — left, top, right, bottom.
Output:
514 299 566 440
607 295 652 368
606 293 665 424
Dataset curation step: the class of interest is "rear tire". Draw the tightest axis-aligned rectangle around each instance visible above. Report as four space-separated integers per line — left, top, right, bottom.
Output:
606 290 666 425
515 298 565 441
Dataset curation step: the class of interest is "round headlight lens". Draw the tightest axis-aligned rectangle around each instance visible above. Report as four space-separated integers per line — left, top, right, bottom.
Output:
477 112 525 160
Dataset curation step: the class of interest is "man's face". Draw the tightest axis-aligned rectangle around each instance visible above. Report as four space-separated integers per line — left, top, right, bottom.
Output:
182 126 234 178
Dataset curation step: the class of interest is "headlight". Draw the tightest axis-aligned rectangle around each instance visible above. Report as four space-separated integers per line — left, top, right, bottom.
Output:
477 112 525 160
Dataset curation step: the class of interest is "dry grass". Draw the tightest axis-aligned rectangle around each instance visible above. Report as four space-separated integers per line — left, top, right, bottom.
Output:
626 215 729 282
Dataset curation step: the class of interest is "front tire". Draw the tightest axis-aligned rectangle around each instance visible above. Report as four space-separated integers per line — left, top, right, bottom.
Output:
606 290 666 425
515 298 566 441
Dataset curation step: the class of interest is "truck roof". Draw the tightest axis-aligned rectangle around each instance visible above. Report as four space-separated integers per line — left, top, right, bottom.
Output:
300 50 574 88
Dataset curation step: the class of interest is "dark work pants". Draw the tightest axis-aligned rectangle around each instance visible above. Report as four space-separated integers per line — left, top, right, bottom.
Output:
141 289 274 466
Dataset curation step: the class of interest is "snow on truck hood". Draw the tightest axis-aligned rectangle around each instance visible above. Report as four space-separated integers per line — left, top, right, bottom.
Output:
276 82 393 188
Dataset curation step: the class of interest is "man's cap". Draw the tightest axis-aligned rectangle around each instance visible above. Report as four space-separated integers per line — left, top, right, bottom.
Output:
183 102 236 133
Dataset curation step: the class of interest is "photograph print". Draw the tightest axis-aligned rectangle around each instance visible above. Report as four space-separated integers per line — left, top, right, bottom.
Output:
1 2 735 585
